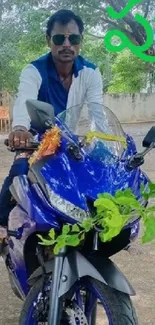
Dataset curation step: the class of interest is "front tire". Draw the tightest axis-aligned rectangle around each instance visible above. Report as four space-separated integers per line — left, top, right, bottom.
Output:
19 277 138 324
90 279 138 324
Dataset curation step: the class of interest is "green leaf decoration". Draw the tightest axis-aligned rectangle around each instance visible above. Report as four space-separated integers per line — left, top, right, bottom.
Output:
37 234 56 246
72 224 80 233
66 235 80 247
38 181 155 253
80 218 94 232
49 228 55 240
62 224 70 235
142 217 155 243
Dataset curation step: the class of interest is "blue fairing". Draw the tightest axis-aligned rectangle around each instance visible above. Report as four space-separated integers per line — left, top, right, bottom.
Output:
41 135 148 210
6 108 149 298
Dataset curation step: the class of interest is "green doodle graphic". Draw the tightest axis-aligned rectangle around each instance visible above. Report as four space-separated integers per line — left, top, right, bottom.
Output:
104 0 155 62
106 0 142 20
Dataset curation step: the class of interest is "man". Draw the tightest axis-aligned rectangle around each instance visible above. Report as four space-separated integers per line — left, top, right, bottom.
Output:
0 9 103 226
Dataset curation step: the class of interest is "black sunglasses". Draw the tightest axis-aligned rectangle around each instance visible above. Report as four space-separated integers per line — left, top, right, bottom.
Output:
52 34 82 46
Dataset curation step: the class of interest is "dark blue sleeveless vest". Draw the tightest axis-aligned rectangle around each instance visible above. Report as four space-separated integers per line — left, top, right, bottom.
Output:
31 52 69 116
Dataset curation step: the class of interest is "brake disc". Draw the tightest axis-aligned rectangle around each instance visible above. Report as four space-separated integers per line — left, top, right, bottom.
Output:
66 302 88 325
33 289 88 325
37 303 88 325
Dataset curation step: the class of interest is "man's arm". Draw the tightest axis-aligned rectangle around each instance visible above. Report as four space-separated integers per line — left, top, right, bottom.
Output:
12 64 42 131
86 67 103 104
86 67 106 132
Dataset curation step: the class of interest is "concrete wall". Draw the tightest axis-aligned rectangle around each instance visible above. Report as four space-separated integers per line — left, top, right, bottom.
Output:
104 93 155 123
7 92 155 125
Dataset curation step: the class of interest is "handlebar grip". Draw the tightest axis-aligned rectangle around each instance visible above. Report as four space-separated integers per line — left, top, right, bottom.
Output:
4 138 39 151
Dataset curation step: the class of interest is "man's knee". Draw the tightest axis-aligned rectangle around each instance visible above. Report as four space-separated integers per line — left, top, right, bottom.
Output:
0 158 29 199
8 157 29 178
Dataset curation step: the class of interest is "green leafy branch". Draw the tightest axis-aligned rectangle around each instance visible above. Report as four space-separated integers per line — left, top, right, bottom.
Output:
38 183 155 254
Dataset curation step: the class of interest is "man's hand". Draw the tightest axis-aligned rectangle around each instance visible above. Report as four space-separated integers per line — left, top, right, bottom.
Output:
8 126 33 148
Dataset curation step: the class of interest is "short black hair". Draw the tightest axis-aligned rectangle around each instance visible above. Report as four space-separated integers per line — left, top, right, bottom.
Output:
46 9 84 37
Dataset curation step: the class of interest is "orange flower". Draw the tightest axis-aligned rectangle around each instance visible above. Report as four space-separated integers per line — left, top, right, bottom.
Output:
29 126 61 166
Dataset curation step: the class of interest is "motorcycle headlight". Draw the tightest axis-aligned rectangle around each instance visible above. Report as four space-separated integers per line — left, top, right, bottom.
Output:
45 184 89 222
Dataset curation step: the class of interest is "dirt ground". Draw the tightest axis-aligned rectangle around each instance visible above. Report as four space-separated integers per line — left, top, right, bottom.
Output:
0 122 155 324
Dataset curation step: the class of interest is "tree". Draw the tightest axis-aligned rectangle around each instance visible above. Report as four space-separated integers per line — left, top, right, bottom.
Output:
47 0 155 50
81 35 120 91
108 49 148 93
0 6 49 92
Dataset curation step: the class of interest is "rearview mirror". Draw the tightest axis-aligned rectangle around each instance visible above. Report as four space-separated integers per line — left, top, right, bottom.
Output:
143 126 155 148
26 99 55 132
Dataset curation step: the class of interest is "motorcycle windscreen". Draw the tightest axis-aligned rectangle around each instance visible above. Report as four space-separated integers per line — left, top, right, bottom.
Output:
39 103 137 211
57 102 126 164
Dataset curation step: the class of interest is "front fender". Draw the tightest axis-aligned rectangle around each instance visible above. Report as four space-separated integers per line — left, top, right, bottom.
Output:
28 251 135 296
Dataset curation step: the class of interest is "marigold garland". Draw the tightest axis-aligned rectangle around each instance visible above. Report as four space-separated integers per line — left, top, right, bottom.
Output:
29 126 61 166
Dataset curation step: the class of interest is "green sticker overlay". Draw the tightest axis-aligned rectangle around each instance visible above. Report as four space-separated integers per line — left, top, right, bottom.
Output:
104 0 155 62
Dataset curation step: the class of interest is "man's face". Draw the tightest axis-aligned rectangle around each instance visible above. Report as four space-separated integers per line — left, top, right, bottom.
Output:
47 20 82 62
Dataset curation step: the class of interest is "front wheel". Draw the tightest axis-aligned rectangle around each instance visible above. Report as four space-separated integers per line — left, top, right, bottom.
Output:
19 277 138 324
90 279 138 324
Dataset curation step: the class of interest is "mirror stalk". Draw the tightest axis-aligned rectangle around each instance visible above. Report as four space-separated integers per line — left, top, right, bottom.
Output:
126 142 155 171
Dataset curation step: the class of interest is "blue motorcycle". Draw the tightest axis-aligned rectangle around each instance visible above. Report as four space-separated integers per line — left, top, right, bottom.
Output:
2 100 155 324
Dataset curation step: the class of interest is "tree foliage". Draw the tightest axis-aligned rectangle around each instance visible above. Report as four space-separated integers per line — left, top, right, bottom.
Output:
81 36 117 91
0 5 49 92
0 0 155 93
47 0 155 48
108 50 148 93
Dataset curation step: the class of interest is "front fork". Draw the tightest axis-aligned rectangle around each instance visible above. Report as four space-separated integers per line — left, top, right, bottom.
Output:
48 232 99 325
48 247 66 325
